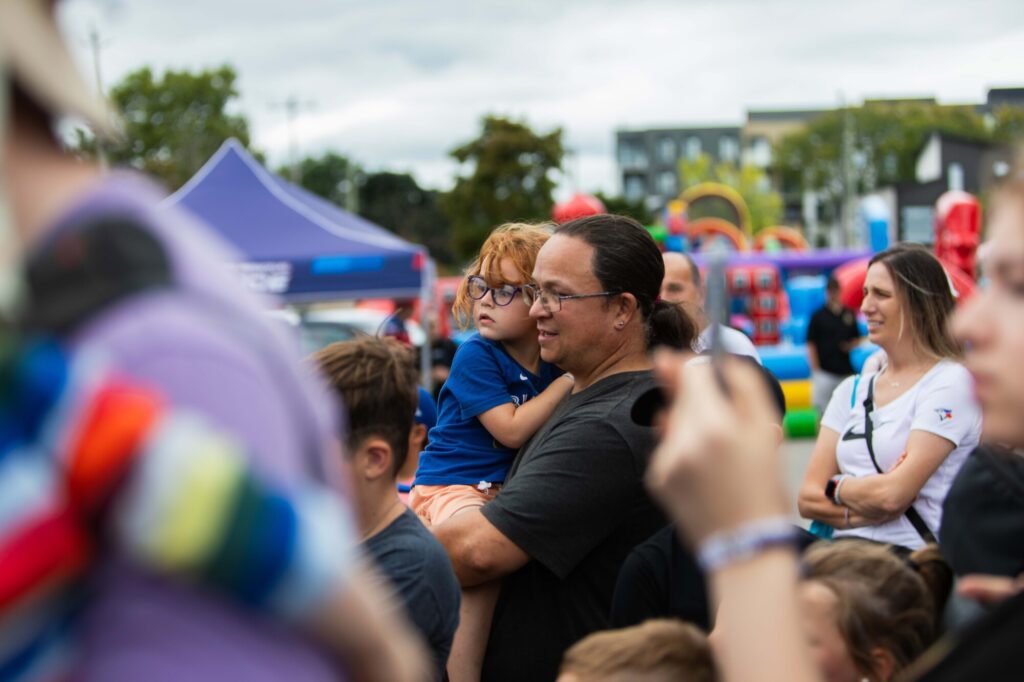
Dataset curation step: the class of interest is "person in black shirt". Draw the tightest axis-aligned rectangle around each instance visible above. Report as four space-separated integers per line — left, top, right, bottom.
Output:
806 275 861 416
434 215 696 682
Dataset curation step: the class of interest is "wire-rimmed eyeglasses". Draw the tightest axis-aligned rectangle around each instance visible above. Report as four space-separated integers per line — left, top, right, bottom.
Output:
521 283 621 313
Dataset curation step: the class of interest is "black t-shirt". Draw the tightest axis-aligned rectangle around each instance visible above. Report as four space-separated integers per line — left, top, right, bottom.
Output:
363 507 461 680
806 304 860 375
610 524 818 632
940 446 1024 578
480 371 666 682
909 589 1024 681
609 524 710 630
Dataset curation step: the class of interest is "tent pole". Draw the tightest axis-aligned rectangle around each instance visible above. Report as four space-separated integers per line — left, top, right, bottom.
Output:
419 257 436 394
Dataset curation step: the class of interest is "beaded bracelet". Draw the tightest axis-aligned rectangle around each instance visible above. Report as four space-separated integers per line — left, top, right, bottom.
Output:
696 516 798 574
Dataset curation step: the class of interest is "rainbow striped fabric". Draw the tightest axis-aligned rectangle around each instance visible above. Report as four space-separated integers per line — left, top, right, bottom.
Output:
0 337 354 681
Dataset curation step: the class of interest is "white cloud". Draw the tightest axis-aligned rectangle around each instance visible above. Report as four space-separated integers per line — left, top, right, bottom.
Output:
59 0 1024 197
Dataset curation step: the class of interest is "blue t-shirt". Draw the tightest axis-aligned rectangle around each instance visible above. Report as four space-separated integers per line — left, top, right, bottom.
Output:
414 334 562 486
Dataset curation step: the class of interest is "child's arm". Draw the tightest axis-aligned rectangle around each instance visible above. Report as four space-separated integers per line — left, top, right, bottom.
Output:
477 373 574 449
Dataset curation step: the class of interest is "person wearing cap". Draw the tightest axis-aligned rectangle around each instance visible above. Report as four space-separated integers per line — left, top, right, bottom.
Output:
434 214 696 682
660 251 761 364
0 4 425 681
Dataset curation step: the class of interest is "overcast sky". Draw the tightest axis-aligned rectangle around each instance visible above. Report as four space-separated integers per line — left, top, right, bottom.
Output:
58 0 1024 198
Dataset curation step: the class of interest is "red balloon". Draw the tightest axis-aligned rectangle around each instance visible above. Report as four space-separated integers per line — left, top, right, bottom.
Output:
552 193 606 223
834 256 976 311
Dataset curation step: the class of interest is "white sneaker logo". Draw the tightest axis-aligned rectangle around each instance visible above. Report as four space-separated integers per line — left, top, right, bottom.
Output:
519 373 528 381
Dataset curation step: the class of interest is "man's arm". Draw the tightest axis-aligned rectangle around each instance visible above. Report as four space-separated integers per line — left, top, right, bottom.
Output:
805 316 820 370
433 509 530 586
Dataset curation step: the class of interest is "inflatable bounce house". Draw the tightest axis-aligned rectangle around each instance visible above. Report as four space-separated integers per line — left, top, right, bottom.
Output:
644 185 981 438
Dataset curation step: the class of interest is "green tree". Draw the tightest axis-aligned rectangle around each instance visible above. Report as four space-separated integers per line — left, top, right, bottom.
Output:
991 104 1024 144
442 115 564 259
283 152 363 210
75 65 254 190
677 153 783 232
360 172 456 268
592 191 652 225
775 102 993 205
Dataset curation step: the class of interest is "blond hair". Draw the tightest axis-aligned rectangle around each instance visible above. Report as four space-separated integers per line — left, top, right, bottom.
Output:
451 222 553 330
559 619 717 682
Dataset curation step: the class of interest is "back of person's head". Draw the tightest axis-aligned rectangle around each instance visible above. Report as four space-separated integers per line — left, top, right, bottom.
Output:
802 540 953 680
312 336 418 476
557 619 717 682
452 222 553 329
557 214 698 350
868 243 960 359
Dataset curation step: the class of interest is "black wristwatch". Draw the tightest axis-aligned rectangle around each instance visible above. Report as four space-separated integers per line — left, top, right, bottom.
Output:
824 475 842 505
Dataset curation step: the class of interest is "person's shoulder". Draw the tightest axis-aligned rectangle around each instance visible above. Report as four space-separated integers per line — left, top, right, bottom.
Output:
585 370 657 407
718 326 761 362
930 359 972 382
833 373 862 399
450 334 496 364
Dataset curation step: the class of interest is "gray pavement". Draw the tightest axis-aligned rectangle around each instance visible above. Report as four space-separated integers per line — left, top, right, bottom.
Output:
782 437 817 526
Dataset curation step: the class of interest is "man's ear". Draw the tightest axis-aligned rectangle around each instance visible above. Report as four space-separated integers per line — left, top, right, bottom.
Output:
353 436 394 481
616 292 639 324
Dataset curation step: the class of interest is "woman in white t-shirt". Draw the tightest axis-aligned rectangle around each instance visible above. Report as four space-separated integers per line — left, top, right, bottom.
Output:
798 243 982 549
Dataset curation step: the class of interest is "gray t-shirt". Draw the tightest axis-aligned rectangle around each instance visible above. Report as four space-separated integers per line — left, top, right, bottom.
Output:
480 370 666 682
363 508 461 681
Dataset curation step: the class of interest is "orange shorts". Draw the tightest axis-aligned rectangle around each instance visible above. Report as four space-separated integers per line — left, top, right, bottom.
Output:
410 483 502 527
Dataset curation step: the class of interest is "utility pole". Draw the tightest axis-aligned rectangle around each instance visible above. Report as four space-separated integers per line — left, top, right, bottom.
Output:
270 95 315 184
88 25 109 170
839 93 856 247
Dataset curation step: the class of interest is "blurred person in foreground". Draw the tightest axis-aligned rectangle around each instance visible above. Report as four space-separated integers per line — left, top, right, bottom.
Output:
313 337 461 680
0 3 426 681
645 175 1024 682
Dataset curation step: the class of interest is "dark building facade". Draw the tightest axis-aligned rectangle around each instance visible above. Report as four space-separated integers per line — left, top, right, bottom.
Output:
615 126 742 208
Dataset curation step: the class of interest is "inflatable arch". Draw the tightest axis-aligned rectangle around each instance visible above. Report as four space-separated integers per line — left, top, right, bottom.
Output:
688 217 749 252
754 226 809 251
679 182 753 236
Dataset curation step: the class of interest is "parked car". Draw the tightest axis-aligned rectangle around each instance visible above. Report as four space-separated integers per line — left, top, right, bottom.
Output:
303 307 426 347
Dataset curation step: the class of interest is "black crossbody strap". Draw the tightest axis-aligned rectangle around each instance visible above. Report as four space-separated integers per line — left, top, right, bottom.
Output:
862 377 937 544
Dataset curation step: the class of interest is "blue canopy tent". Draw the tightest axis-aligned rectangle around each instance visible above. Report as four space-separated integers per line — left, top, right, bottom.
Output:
162 138 430 302
162 138 435 386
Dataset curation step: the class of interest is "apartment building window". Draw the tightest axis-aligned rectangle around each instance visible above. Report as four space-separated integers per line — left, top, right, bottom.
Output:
619 143 648 170
719 136 739 162
657 137 677 164
624 175 646 202
685 137 702 160
748 136 771 167
657 171 677 197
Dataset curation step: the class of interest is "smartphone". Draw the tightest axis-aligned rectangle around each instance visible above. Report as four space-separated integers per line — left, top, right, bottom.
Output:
704 245 730 392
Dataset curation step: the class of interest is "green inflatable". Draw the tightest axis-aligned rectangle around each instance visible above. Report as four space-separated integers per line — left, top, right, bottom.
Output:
645 224 668 243
784 408 818 439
